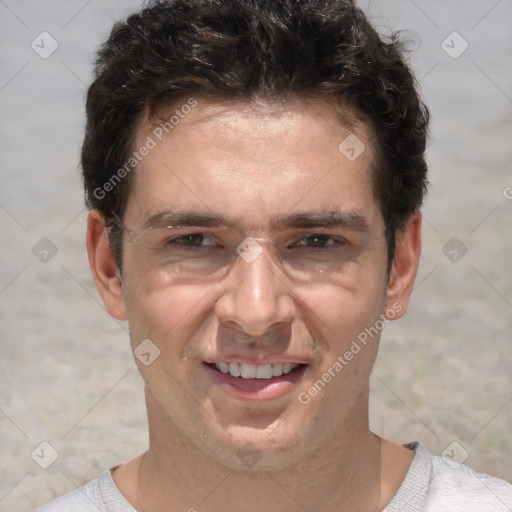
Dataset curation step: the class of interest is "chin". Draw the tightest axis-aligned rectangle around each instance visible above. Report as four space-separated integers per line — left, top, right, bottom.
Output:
198 419 312 472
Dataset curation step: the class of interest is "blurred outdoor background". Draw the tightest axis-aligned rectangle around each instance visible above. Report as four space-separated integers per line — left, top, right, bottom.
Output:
1 0 511 510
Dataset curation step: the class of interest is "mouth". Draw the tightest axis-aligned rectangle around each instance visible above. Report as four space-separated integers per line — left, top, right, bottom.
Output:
204 361 308 400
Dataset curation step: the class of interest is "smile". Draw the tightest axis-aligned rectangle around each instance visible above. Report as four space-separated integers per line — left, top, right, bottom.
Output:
211 361 301 379
204 361 308 400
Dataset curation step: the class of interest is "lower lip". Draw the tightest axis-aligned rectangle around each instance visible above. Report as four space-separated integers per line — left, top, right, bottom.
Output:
204 364 307 401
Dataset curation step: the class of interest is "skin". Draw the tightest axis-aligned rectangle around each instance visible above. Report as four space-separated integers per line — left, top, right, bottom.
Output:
87 97 421 511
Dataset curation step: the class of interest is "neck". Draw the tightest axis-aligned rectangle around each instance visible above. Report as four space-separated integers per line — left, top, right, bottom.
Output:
128 389 397 512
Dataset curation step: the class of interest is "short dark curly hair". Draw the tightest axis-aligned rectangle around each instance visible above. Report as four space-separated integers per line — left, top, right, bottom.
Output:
82 0 429 273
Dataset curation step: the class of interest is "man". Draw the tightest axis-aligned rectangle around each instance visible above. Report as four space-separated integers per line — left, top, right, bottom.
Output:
35 0 512 510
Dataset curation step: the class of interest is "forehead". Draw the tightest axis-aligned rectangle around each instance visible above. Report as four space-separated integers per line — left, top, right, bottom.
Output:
142 97 372 162
126 97 381 231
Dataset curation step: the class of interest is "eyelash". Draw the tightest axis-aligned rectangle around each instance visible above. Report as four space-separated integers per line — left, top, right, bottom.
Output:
292 234 346 249
166 233 346 250
168 234 216 248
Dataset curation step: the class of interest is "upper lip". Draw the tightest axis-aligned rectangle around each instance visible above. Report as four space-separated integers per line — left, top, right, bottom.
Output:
203 355 310 365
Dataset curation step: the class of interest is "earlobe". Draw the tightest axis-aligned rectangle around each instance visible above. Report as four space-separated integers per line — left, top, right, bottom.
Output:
385 211 422 320
86 210 127 321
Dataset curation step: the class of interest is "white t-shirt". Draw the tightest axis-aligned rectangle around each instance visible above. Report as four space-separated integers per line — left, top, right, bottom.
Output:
34 442 512 511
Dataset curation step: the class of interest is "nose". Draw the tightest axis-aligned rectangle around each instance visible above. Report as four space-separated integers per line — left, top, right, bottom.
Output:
214 238 296 337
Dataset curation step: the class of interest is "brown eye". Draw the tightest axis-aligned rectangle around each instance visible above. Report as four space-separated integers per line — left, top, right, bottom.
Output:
306 235 331 248
295 234 344 249
168 234 215 248
180 234 205 246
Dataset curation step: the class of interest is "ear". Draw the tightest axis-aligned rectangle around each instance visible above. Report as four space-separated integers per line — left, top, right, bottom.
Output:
86 210 127 321
384 210 422 320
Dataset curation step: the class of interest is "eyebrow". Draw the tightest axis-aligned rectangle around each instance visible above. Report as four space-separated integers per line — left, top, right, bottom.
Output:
143 210 228 230
142 208 373 234
271 211 372 233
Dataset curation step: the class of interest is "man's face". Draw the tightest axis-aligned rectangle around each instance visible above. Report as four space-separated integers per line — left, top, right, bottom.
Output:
115 98 402 468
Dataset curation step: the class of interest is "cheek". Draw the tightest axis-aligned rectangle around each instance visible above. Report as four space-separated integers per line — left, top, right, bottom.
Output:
123 277 216 412
123 264 215 351
296 281 387 404
302 265 388 332
301 284 388 397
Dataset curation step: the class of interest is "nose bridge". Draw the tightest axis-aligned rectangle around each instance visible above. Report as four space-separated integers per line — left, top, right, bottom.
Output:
238 238 280 301
214 237 295 335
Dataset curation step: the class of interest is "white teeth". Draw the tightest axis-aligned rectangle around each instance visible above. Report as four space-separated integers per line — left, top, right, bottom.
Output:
229 362 240 377
214 361 300 379
255 364 273 379
240 363 256 378
271 363 283 377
